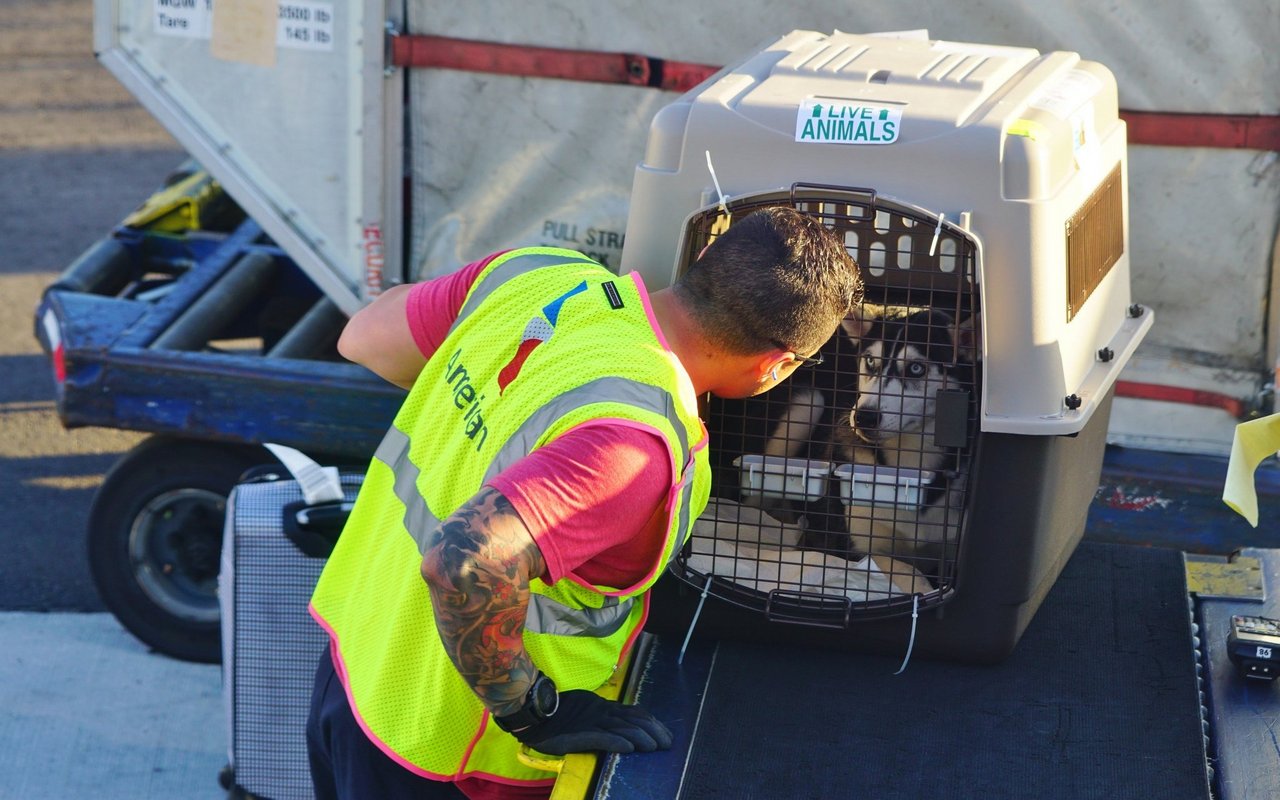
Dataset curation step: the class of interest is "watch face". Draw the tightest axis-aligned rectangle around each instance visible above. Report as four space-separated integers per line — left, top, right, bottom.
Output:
531 675 559 717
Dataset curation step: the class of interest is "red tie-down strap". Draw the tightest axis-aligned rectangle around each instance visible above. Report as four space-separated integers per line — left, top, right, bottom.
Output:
1121 111 1280 151
389 34 1280 152
1114 380 1252 419
389 34 720 94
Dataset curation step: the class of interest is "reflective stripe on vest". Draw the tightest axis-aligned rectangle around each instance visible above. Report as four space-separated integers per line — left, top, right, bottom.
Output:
370 367 699 637
453 250 599 332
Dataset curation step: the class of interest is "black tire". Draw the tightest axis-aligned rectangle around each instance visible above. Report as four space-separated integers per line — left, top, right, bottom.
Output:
88 436 266 663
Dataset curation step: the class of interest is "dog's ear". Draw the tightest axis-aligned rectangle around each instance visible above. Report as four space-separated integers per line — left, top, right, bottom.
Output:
840 302 884 341
955 315 981 363
840 314 872 340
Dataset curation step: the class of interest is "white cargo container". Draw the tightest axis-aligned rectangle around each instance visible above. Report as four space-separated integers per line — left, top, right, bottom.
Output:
93 0 403 315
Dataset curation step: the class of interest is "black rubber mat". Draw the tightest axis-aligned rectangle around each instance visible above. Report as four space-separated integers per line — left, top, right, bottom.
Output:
677 541 1210 799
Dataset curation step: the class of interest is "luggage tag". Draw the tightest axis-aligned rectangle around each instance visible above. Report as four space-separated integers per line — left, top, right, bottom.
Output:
265 443 352 559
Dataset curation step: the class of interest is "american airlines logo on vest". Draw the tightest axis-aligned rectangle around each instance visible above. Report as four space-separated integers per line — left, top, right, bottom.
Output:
496 279 589 394
444 348 490 451
443 278 591 452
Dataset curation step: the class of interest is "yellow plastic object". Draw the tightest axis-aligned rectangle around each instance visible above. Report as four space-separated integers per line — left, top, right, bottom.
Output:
1184 553 1265 601
1223 413 1280 527
517 648 634 800
1007 118 1048 141
121 171 222 232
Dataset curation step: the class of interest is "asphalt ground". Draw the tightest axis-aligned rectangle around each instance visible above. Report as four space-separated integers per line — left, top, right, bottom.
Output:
0 3 227 797
0 0 182 612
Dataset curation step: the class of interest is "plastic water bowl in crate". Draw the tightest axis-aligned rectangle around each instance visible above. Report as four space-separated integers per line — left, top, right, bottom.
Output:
834 464 936 510
734 455 831 503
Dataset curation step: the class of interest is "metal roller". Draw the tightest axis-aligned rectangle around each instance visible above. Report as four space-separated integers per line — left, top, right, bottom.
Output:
265 296 347 359
45 238 136 296
151 251 278 351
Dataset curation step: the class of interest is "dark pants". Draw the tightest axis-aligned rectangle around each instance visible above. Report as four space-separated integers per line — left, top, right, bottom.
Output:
307 644 467 800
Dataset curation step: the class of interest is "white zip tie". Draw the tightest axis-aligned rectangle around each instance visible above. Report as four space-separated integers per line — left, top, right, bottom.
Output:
893 593 921 675
678 573 715 666
929 211 946 256
705 150 731 218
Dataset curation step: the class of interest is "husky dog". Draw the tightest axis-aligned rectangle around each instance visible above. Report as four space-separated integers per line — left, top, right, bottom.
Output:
793 305 978 571
707 304 976 577
704 316 866 516
839 307 975 563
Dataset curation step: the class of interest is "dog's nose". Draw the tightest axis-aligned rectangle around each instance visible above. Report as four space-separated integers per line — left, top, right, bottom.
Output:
853 407 880 433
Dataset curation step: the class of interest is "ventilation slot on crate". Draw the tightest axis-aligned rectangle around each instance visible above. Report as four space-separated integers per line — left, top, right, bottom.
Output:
1066 163 1124 321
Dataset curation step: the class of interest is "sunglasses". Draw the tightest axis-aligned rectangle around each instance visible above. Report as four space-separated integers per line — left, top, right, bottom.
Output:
773 340 825 367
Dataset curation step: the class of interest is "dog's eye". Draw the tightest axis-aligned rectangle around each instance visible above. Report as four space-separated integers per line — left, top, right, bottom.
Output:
863 353 879 373
907 361 927 378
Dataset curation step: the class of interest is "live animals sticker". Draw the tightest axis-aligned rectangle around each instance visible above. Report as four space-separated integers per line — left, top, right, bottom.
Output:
796 98 902 145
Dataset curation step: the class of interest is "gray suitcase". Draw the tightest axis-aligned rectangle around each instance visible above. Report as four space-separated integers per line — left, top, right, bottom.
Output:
220 465 360 800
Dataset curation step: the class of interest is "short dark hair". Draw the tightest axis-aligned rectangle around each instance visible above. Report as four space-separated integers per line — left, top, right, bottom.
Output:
674 206 863 357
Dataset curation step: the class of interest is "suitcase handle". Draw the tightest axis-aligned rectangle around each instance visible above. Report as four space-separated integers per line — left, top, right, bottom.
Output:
282 500 353 558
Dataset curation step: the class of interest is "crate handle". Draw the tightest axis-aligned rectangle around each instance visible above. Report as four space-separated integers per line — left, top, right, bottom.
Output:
789 182 878 221
764 587 854 629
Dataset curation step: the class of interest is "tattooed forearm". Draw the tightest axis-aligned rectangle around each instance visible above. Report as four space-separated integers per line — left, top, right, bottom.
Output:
420 486 548 717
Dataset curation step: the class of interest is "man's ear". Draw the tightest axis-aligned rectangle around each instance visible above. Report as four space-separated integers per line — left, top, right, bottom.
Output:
753 348 792 382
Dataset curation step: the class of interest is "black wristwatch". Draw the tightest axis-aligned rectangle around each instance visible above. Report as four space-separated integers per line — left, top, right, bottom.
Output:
491 672 559 733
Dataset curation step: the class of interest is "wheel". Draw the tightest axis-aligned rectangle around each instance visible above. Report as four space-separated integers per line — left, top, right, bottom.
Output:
88 436 266 663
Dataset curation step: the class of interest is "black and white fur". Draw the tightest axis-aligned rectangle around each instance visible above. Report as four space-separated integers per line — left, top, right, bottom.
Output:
704 316 865 515
785 306 977 569
706 304 977 574
834 307 975 565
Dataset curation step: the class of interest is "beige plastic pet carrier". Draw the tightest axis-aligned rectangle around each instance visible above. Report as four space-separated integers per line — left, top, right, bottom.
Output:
624 30 1153 662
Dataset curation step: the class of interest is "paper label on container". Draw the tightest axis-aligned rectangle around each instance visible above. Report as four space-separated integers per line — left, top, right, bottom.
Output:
275 1 335 50
154 0 210 38
211 0 278 67
1028 69 1101 119
153 0 333 52
1028 69 1103 170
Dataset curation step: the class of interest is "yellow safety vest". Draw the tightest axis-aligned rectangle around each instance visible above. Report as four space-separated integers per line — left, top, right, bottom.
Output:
310 248 710 785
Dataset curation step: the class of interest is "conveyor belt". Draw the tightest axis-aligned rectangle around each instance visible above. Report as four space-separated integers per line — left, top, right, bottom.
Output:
1197 548 1280 800
600 541 1212 799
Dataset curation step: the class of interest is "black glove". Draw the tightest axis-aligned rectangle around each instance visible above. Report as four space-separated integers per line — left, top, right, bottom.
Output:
510 690 673 756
